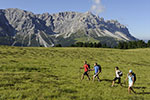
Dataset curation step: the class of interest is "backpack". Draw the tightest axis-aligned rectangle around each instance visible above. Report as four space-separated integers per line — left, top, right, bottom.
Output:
132 73 136 82
87 64 90 70
97 65 102 72
118 71 123 77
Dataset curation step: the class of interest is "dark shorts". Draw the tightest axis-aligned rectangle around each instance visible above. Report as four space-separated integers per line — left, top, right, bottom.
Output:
83 71 89 76
113 77 121 83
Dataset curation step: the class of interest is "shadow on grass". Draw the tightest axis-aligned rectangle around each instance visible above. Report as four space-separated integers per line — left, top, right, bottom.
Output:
137 92 150 95
134 86 150 95
101 79 112 83
121 85 150 95
121 84 147 89
134 86 147 89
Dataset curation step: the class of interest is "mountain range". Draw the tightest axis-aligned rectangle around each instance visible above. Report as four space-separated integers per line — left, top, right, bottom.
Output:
0 8 137 47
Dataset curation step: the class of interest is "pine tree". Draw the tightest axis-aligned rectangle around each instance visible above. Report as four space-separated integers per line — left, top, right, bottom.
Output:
123 42 128 49
137 40 146 48
93 42 97 48
76 42 83 47
97 42 102 48
89 42 93 47
118 42 124 49
55 44 62 47
147 40 150 47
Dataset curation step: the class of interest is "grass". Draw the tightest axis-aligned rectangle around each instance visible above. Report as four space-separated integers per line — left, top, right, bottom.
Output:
75 37 99 43
0 46 150 100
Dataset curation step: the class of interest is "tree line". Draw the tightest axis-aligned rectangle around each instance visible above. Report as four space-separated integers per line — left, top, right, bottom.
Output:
70 42 108 48
55 42 107 48
117 40 150 49
55 40 150 49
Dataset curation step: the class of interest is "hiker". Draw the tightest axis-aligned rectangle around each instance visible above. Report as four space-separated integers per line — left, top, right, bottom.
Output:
80 61 90 81
125 70 136 94
111 66 123 87
91 63 101 82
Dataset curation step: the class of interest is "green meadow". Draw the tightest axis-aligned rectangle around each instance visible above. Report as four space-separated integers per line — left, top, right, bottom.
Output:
0 46 150 100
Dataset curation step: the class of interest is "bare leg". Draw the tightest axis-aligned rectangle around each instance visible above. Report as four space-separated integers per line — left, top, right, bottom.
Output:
93 75 95 81
112 81 115 87
128 87 136 94
128 88 130 94
81 74 84 80
128 87 131 94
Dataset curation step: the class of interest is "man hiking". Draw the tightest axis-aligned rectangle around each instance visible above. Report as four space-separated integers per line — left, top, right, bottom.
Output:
80 61 90 81
125 70 136 94
112 66 123 87
91 63 101 82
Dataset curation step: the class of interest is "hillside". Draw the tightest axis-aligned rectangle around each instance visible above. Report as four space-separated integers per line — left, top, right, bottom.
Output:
0 8 137 47
0 46 150 100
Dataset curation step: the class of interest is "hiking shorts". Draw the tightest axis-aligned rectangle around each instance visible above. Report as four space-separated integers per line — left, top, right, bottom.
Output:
113 77 121 83
83 71 89 76
129 82 133 87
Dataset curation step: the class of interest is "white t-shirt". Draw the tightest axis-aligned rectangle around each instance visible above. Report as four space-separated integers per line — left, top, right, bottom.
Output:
116 70 120 78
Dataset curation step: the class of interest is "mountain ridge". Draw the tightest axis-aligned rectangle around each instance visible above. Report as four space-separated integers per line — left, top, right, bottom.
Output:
0 8 137 47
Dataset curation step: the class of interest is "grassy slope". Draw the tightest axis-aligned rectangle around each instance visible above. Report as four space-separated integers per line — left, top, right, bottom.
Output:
74 37 99 43
0 46 150 100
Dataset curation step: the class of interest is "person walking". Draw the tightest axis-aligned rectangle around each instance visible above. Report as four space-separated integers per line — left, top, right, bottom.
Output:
126 70 136 94
80 61 90 81
91 63 101 82
112 67 123 87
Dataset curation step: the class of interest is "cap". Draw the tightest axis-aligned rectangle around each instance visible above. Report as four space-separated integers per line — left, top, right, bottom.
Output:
129 70 132 73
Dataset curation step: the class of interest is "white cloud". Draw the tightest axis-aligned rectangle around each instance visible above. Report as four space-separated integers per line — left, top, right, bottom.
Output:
91 5 97 10
90 0 104 16
94 0 100 4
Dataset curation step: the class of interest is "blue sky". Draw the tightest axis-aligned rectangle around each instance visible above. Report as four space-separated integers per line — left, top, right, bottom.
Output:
1 0 150 40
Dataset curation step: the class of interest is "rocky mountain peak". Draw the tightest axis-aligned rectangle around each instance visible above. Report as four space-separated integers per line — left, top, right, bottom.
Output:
0 8 137 47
